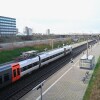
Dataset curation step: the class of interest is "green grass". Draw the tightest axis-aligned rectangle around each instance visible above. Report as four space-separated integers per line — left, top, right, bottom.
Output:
0 44 51 64
0 39 81 64
0 41 67 64
83 57 100 100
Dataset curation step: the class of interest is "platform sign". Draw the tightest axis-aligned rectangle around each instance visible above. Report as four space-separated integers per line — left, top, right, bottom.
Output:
80 54 95 69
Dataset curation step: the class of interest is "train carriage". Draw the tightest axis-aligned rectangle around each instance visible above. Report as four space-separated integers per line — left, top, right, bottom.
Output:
19 56 39 77
0 45 72 89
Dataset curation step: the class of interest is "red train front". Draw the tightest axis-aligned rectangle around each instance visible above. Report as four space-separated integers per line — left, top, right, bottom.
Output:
0 63 21 89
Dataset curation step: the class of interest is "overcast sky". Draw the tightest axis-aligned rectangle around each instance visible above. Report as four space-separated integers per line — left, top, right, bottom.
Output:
0 0 100 34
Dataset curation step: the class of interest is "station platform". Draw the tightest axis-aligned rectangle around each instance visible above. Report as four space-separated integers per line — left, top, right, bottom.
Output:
20 41 99 100
71 40 90 48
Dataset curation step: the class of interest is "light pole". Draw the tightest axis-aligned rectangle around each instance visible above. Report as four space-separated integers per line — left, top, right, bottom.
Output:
32 80 46 100
87 38 88 59
52 39 54 49
37 83 43 100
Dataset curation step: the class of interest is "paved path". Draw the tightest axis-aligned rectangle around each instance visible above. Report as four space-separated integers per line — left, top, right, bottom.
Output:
20 41 99 100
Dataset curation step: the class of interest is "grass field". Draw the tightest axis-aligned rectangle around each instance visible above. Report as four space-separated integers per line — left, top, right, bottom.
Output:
83 57 100 100
0 44 51 64
0 39 83 64
0 41 69 64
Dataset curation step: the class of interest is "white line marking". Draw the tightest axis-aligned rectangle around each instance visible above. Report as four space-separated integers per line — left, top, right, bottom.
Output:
36 67 73 100
73 60 79 66
77 66 79 68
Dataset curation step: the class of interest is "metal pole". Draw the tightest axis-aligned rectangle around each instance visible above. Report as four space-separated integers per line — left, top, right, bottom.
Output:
98 35 99 44
40 85 43 100
34 80 45 100
87 39 88 59
91 45 92 51
52 39 53 49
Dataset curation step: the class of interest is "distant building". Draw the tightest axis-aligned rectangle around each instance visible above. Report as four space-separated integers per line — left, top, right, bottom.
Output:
16 28 19 34
24 26 33 35
46 29 50 35
0 16 16 36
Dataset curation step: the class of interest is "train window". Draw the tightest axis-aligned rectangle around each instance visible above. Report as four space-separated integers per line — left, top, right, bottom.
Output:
53 54 55 57
54 54 57 57
41 59 44 62
51 55 54 58
42 58 48 62
4 73 9 82
17 68 20 75
21 66 27 72
13 70 16 77
0 76 2 84
50 55 53 59
28 64 33 69
66 49 70 52
46 57 50 60
34 62 38 66
23 67 26 71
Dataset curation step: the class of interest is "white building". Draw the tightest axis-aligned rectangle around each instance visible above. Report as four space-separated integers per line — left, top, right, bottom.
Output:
46 29 50 35
24 26 33 35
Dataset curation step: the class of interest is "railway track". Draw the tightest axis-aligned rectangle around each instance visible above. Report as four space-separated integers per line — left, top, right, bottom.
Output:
0 40 96 100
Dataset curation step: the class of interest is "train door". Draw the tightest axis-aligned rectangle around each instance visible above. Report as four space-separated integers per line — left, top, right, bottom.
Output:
12 63 21 82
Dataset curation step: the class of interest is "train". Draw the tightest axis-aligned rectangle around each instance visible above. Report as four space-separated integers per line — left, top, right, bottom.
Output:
0 45 72 89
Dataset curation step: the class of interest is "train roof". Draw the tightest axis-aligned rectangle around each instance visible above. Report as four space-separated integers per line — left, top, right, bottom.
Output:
19 45 71 67
0 65 11 72
19 56 39 67
39 45 71 59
